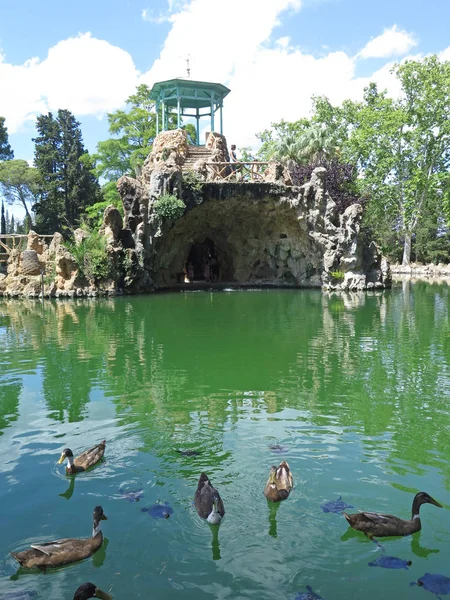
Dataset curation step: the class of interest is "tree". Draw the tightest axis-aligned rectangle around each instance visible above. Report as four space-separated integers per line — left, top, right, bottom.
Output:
92 85 196 225
257 118 339 165
0 117 13 161
329 57 450 265
0 159 39 227
1 200 5 234
33 110 102 233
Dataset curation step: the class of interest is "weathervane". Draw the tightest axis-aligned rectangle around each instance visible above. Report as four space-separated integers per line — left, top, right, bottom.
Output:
186 55 191 78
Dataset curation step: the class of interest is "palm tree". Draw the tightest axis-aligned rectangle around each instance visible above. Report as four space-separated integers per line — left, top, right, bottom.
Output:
269 124 339 166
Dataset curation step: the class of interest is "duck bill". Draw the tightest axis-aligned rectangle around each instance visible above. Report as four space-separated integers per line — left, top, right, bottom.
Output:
101 514 108 520
430 497 443 508
57 453 65 465
94 588 113 600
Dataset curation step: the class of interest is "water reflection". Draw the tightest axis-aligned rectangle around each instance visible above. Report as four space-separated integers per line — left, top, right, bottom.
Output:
267 500 280 538
59 476 75 500
1 287 450 600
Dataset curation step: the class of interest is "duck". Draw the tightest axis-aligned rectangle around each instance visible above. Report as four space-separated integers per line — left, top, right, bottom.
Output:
58 440 106 474
73 582 112 600
11 506 108 569
264 460 294 502
343 492 442 538
194 473 225 524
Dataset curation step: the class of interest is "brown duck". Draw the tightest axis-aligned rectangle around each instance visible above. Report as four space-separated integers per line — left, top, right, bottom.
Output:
194 473 225 524
264 461 294 502
11 506 107 569
73 582 112 600
58 440 106 474
343 492 442 538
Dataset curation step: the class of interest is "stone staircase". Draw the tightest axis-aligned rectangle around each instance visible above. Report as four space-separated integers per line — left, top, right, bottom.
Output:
183 145 213 171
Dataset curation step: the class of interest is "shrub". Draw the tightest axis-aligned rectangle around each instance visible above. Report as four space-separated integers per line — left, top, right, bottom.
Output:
330 270 345 280
65 231 113 283
153 194 185 220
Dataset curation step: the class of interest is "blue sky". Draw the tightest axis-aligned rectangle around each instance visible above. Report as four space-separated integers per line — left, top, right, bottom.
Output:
1 0 449 170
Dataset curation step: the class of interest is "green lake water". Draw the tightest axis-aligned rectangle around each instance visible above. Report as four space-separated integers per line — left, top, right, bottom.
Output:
1 283 450 599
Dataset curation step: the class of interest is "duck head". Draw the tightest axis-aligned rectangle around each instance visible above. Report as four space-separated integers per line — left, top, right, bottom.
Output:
58 448 74 467
92 506 108 537
415 492 442 508
207 494 223 525
268 466 277 485
73 582 112 600
412 492 442 519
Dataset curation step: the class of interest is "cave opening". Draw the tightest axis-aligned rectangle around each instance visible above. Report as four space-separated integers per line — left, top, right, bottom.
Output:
186 238 220 282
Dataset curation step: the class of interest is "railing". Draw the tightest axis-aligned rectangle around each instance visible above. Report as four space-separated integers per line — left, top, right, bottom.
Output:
205 162 269 182
0 234 54 263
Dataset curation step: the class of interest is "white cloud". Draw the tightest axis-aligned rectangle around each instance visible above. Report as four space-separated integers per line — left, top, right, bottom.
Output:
0 2 436 157
139 0 405 148
142 8 171 24
0 33 140 134
359 25 417 59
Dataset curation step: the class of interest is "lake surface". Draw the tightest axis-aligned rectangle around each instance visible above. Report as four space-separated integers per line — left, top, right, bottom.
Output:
1 283 450 600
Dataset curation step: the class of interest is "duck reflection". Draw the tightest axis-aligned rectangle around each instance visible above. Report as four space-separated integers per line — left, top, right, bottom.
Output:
59 475 75 500
410 532 439 558
268 500 280 538
210 524 221 561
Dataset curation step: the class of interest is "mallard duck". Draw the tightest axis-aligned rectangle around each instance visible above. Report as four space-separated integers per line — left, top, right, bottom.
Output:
74 582 112 600
343 492 442 538
264 460 293 502
11 506 108 569
58 440 106 474
194 473 225 524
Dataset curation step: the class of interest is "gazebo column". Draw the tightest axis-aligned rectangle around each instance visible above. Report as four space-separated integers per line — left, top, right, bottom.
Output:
177 96 181 129
196 109 200 145
156 100 160 135
220 103 223 135
161 101 165 130
210 99 215 133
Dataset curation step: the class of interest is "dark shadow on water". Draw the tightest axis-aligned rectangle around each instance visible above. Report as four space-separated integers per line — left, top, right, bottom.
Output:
268 500 280 538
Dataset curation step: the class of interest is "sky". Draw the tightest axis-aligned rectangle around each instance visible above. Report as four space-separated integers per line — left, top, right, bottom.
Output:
1 0 450 188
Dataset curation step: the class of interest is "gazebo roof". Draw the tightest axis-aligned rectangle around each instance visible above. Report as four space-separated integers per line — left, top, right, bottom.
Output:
149 78 231 109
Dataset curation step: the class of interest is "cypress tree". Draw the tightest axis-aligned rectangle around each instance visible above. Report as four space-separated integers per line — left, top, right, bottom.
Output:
33 110 102 233
1 200 5 235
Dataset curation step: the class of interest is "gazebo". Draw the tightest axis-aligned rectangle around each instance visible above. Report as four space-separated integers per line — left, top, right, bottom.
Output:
149 78 231 145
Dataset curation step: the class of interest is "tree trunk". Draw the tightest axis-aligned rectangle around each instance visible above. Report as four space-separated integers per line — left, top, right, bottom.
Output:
402 232 412 266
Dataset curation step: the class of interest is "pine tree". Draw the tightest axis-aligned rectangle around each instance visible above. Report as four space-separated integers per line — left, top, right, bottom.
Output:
1 200 6 235
33 110 102 233
0 117 14 161
10 214 15 234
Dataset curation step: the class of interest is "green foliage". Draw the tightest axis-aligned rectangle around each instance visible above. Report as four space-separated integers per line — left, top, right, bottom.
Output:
85 182 123 229
153 194 185 221
33 110 102 234
330 270 345 280
257 118 339 165
0 159 40 226
0 117 13 161
65 231 112 283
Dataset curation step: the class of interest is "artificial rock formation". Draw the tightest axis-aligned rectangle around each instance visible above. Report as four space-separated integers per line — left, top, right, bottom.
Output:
115 130 391 292
0 129 391 298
